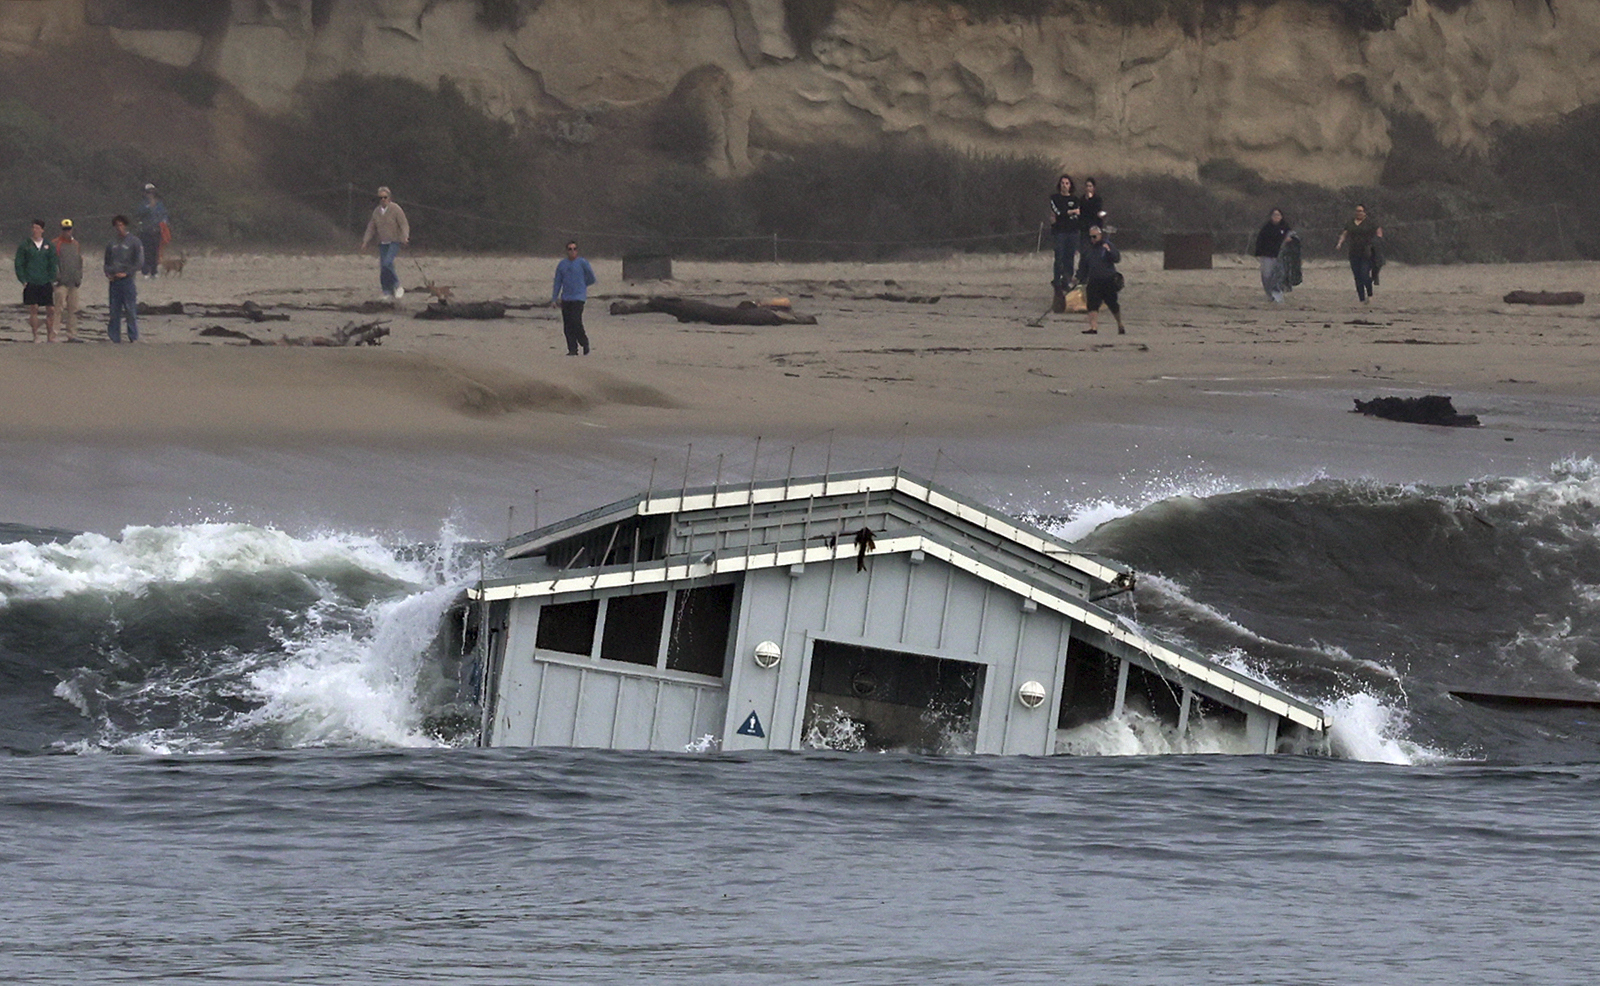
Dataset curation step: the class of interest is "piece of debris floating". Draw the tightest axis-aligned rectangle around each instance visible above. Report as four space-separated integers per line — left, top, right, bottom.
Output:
414 301 507 320
468 469 1329 755
1353 394 1479 427
608 296 818 325
1503 290 1584 306
1451 689 1600 710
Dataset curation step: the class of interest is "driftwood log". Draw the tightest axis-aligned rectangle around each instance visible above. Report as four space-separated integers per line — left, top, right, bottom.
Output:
1502 290 1585 306
198 325 266 345
608 296 817 325
273 320 390 347
236 300 290 322
413 301 507 320
1353 395 1479 427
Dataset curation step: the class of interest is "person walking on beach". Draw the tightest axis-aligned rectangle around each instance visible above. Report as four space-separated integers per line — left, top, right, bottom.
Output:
551 240 596 355
1076 225 1124 335
1335 204 1383 303
104 214 144 343
135 183 169 278
1252 208 1293 303
1048 175 1082 293
360 186 410 299
14 220 58 343
53 219 83 341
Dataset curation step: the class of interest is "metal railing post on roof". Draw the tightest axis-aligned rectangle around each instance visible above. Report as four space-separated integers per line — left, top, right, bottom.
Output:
746 437 761 568
822 430 834 495
644 457 656 513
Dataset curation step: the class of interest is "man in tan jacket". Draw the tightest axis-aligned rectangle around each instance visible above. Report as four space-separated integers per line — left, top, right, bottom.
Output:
359 186 410 299
53 219 84 341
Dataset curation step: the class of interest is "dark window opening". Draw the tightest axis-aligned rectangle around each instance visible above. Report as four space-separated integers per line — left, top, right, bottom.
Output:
535 599 598 656
1192 694 1248 732
665 583 734 676
1124 663 1185 727
803 641 982 754
600 592 667 667
1057 637 1120 729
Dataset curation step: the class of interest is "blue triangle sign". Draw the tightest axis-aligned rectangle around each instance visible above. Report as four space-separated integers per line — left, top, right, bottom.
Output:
736 711 765 738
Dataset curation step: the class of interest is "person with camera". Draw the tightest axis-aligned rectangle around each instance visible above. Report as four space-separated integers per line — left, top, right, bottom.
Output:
1076 225 1124 335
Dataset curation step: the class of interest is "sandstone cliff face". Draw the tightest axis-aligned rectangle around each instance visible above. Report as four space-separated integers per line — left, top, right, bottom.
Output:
18 0 1600 187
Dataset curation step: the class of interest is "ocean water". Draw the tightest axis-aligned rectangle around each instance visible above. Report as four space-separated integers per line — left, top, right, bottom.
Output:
5 458 1600 982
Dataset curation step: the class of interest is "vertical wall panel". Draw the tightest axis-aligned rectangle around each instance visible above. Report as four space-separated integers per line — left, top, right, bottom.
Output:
861 555 912 644
939 569 989 656
902 562 950 652
827 560 870 640
572 671 622 748
613 676 659 749
724 569 791 751
532 664 583 746
494 653 538 747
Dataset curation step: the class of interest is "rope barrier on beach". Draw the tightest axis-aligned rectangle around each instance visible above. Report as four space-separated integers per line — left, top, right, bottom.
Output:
15 183 1576 261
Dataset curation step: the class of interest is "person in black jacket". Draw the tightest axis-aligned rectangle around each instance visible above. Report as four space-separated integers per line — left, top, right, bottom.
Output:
1079 177 1106 267
1076 225 1123 335
1335 204 1383 302
1048 174 1081 290
1252 207 1291 303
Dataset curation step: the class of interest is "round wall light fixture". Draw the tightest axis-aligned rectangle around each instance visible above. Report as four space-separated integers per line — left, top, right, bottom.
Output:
1017 680 1047 709
753 640 782 669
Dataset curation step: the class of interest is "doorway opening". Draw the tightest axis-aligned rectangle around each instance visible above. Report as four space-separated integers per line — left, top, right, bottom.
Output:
802 641 984 754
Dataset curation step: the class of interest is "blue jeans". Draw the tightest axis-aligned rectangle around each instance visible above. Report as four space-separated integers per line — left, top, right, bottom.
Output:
138 231 162 276
1052 231 1076 287
108 276 138 342
378 241 400 295
1349 255 1374 301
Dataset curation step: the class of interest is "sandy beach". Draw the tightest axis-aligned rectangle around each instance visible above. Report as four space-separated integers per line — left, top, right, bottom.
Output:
3 249 1597 536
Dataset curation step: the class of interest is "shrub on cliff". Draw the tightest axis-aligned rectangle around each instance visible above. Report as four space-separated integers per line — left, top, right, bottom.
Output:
621 139 1054 260
475 0 541 31
0 96 333 246
271 74 541 250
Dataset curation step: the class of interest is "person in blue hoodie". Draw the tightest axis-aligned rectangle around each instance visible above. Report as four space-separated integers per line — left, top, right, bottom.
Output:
551 240 596 355
1076 225 1124 335
103 214 144 343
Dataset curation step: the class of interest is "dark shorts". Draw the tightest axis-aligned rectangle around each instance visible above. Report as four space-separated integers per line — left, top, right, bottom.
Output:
1084 277 1120 312
22 282 52 307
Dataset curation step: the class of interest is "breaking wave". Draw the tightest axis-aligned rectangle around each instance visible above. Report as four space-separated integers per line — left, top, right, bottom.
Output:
6 458 1600 764
0 523 478 755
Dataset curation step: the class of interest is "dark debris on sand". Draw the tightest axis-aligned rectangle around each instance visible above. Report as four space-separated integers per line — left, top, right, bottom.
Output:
1352 395 1480 427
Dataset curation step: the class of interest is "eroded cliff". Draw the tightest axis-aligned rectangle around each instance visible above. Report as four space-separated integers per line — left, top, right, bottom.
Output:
4 0 1590 189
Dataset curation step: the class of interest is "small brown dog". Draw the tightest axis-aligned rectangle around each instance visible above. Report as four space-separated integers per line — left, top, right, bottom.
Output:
424 279 453 303
160 250 187 276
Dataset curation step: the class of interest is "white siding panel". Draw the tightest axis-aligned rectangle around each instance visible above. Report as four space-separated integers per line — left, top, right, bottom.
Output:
531 662 584 747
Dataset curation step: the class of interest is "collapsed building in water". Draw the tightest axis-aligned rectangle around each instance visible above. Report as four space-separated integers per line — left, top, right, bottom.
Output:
469 470 1329 755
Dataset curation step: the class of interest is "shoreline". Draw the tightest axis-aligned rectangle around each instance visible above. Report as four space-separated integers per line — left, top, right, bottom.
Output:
3 252 1597 535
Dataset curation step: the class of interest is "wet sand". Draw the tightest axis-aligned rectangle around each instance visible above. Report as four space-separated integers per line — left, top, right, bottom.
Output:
2 250 1597 536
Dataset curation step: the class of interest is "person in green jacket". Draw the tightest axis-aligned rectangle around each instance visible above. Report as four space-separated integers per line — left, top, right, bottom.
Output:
14 219 59 343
